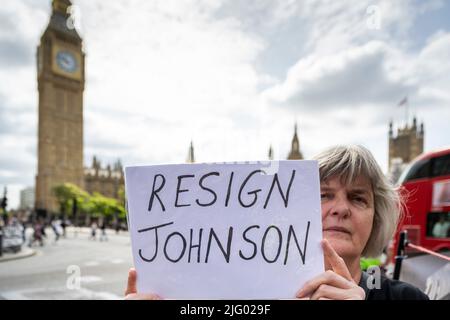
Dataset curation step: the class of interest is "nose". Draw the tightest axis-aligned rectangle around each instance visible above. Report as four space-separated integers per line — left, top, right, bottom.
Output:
328 195 351 219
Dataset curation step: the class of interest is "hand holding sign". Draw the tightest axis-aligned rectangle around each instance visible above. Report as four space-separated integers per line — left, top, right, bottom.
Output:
296 240 365 300
125 161 324 299
124 268 161 300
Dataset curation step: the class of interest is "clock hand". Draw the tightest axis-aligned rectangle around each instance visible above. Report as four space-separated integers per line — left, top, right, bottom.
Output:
62 55 70 66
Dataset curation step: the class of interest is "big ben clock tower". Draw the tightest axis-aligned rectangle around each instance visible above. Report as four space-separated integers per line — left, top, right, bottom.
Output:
35 0 85 214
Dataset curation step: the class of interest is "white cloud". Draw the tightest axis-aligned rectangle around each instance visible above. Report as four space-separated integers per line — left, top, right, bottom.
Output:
262 27 450 169
263 41 416 110
297 0 445 54
72 0 269 169
1 0 450 209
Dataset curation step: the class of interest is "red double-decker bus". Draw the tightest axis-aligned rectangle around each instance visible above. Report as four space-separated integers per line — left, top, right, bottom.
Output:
393 147 450 257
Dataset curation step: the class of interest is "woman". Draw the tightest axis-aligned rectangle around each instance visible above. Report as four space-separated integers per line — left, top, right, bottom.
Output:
125 145 428 300
296 145 427 300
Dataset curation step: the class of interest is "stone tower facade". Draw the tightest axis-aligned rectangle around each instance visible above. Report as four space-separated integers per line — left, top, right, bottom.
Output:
388 117 424 171
35 0 85 213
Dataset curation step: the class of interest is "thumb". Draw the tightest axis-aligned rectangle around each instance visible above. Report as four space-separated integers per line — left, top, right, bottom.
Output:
125 268 137 296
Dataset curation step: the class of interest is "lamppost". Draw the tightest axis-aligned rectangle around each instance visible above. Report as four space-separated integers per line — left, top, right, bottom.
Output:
0 187 8 256
72 197 78 237
0 217 3 257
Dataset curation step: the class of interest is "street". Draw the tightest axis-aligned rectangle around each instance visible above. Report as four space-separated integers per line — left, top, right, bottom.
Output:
0 227 133 299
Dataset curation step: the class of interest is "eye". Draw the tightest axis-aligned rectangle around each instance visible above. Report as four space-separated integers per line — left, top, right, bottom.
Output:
320 193 332 201
351 195 368 206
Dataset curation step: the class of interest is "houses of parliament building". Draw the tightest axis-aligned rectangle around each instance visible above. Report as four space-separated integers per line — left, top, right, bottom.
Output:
35 0 422 214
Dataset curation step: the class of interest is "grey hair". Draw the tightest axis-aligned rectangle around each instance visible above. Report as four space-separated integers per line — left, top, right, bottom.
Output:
312 145 402 257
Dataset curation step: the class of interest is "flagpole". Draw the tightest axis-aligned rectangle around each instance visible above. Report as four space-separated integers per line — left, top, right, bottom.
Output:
398 96 408 127
406 99 409 127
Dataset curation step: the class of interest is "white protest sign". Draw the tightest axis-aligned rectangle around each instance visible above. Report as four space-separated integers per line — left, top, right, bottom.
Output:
125 160 324 299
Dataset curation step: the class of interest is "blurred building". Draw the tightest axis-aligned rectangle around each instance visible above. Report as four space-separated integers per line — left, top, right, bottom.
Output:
287 123 304 160
84 157 124 199
186 141 195 163
388 117 424 182
388 158 407 184
268 145 274 160
35 0 123 214
19 187 35 210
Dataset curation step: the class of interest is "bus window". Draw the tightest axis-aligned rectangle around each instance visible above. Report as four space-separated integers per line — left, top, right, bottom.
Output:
427 212 450 238
402 158 431 182
432 154 450 177
432 180 450 207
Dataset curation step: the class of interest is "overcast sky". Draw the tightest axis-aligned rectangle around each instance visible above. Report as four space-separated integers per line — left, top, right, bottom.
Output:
1 0 450 209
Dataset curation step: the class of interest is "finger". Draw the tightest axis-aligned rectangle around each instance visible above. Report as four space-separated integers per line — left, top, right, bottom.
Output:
322 239 353 281
125 293 162 300
296 270 353 298
310 284 366 300
310 284 348 300
125 268 137 296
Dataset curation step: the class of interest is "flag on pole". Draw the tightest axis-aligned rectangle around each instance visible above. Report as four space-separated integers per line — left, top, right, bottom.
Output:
398 96 410 125
398 96 408 106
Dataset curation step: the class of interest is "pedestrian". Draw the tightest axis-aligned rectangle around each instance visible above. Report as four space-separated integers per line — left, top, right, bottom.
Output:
100 221 108 242
41 219 47 239
60 219 67 238
21 219 27 244
89 221 97 240
29 220 44 247
115 221 120 235
50 219 60 243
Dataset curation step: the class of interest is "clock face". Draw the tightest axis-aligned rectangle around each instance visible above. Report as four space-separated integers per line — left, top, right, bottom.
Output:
56 50 77 73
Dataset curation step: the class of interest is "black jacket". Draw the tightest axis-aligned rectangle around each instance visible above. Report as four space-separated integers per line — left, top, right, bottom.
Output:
359 271 429 300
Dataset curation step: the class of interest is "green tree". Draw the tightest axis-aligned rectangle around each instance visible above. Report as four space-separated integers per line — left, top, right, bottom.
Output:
116 185 126 219
117 185 125 206
53 183 126 224
53 183 90 217
86 192 125 220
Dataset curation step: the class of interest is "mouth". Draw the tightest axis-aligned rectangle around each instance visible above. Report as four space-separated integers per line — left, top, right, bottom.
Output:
323 226 351 235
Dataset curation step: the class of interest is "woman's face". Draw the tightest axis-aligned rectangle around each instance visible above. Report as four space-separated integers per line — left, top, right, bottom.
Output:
320 175 375 260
